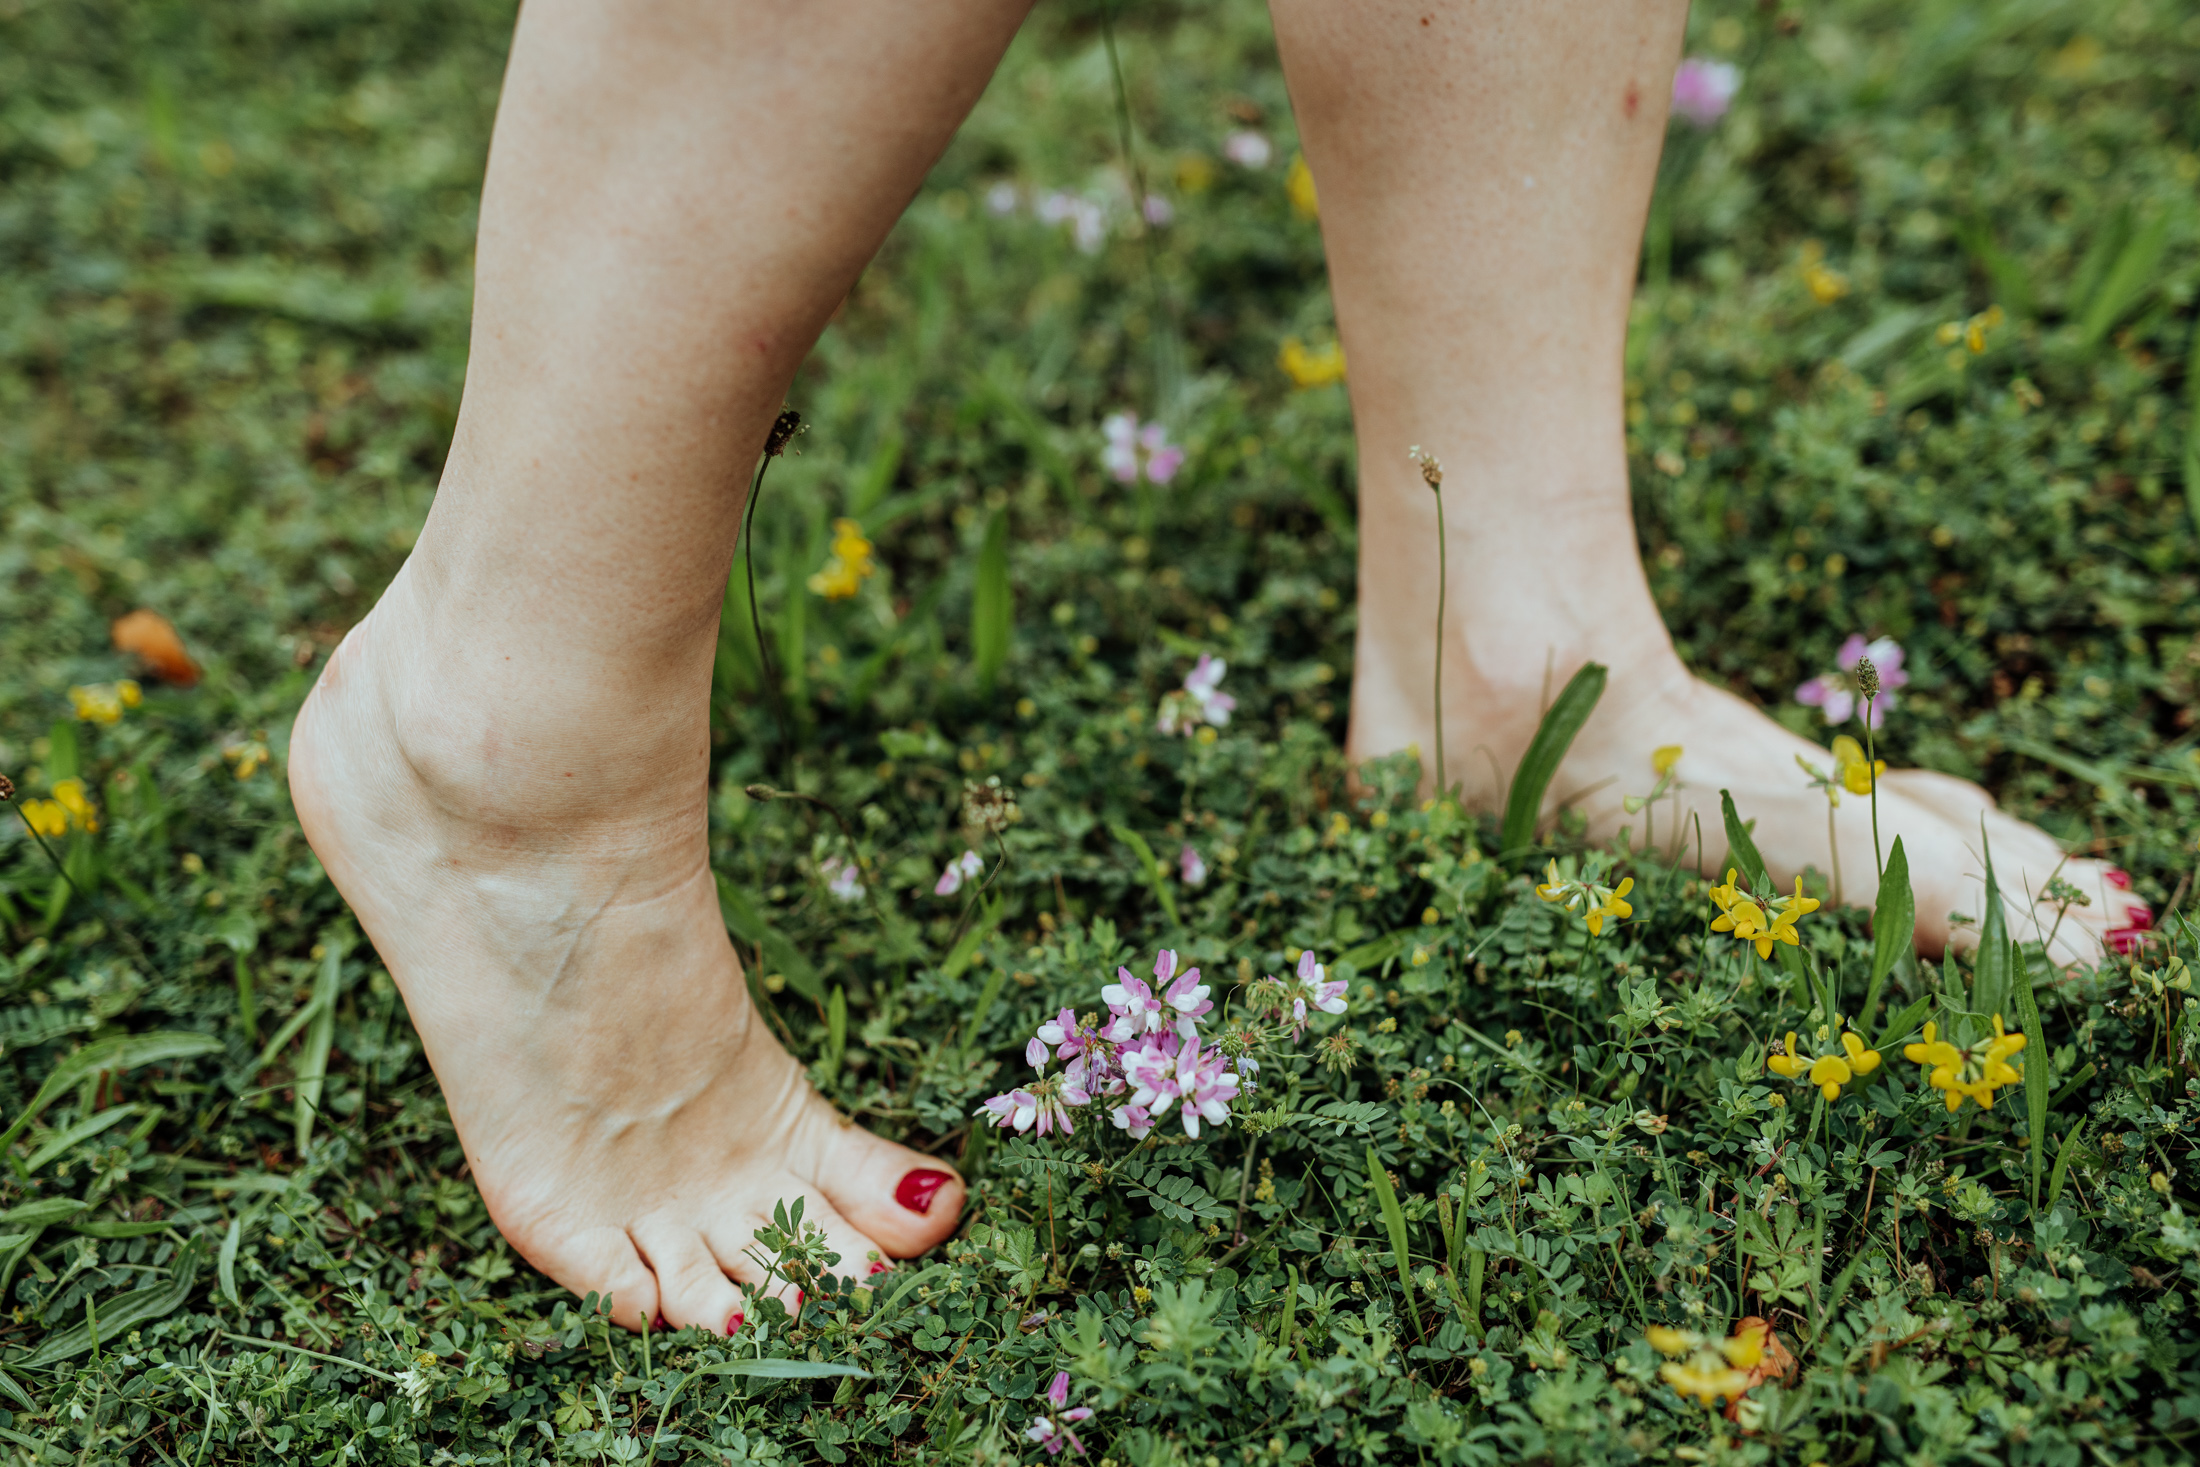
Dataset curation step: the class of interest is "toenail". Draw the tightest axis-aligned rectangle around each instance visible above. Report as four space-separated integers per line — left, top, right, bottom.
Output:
2126 903 2154 929
651 1315 667 1331
2109 927 2147 955
725 1311 744 1336
896 1168 954 1215
2104 869 2132 889
868 1261 891 1276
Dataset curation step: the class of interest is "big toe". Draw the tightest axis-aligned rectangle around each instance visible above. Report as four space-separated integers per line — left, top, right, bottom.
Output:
815 1124 966 1258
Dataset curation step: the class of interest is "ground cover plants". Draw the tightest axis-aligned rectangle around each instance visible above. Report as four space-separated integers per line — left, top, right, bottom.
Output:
3 0 2200 1461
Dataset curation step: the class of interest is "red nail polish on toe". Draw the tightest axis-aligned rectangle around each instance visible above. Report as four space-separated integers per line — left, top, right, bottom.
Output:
725 1311 744 1336
868 1261 892 1276
651 1315 667 1331
2109 927 2147 955
896 1168 954 1215
2104 869 2133 889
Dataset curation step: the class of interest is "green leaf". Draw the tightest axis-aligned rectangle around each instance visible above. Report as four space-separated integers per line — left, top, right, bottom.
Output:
2011 945 2051 1209
1860 836 1914 1034
1364 1146 1422 1334
694 1359 870 1380
1499 663 1605 859
218 1218 243 1309
27 1254 200 1365
2077 209 2171 348
2048 1117 2088 1215
1972 830 2012 1024
0 1032 222 1152
0 1368 35 1414
294 937 345 1154
1871 995 1933 1053
1109 822 1181 929
972 509 1012 693
22 1104 141 1173
1718 790 1767 891
941 897 1005 982
716 873 826 1004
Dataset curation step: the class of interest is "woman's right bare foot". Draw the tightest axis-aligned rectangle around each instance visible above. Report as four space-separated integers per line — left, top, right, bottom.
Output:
288 571 963 1332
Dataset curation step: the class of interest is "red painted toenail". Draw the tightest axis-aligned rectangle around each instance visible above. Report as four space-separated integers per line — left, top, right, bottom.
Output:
2109 927 2147 955
868 1261 891 1276
725 1311 744 1335
896 1168 953 1215
2104 869 2132 889
651 1315 667 1331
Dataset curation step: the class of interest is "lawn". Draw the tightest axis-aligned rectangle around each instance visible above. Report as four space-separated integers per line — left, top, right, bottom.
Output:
2 0 2199 1462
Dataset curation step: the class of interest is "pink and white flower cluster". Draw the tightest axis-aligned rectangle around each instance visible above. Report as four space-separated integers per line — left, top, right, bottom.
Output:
1795 634 1908 728
978 948 1345 1145
1155 653 1235 735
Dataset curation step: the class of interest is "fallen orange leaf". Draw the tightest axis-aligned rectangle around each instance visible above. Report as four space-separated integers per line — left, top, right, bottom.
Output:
111 609 200 687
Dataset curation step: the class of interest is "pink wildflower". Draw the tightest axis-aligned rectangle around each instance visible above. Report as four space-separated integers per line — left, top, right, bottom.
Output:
1101 413 1185 487
934 849 984 897
1034 1006 1087 1062
1179 843 1208 888
1222 131 1272 168
1025 1372 1093 1455
820 857 864 902
1143 194 1174 227
1157 654 1235 735
1101 966 1168 1039
1795 635 1908 728
1671 58 1740 126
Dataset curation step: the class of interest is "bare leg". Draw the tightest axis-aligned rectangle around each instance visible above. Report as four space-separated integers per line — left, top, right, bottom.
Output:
1271 0 2149 961
290 0 1030 1330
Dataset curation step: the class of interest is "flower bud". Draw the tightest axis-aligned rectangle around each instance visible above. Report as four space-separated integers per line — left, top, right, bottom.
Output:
0 773 13 801
1854 657 1880 699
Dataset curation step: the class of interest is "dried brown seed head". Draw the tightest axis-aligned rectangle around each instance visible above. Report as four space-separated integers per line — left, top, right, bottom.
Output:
0 773 13 801
764 409 805 459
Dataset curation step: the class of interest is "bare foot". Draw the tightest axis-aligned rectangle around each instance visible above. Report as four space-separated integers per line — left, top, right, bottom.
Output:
288 571 963 1332
1350 597 2151 966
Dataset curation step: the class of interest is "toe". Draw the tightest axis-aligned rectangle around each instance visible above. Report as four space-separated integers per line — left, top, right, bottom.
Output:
534 1224 660 1332
707 1186 887 1311
814 1125 966 1258
629 1216 745 1336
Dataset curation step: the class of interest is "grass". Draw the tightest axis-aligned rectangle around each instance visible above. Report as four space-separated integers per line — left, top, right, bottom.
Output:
3 0 2200 1462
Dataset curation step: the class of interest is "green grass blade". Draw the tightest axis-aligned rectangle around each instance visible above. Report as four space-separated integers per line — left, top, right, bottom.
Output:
1364 1146 1422 1334
1110 821 1181 929
1861 836 1914 1032
1871 994 1933 1052
2047 1117 2088 1214
26 1255 200 1365
0 1032 222 1153
2011 942 2051 1209
218 1218 242 1310
1499 662 1606 858
293 938 345 1154
972 508 1012 692
1719 789 1768 891
716 873 826 1003
1972 824 2010 1023
2185 318 2200 544
2078 210 2171 349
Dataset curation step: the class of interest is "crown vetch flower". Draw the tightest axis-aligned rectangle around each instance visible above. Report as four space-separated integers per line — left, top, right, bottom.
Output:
1670 57 1741 126
934 849 984 897
1025 1371 1093 1456
1158 654 1236 735
1796 635 1908 728
1101 413 1185 487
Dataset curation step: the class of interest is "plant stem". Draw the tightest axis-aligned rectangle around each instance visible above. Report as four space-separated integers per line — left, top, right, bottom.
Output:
1827 802 1842 908
1864 696 1883 884
1431 479 1448 804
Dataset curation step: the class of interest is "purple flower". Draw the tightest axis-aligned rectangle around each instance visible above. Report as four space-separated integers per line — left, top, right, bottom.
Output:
1109 1102 1154 1139
979 1088 1039 1133
1223 131 1272 168
1178 1044 1242 1138
934 849 984 897
1102 967 1168 1038
1795 635 1908 729
1034 1006 1087 1062
1282 950 1348 1036
1179 843 1208 888
1159 957 1212 1036
1026 1371 1093 1455
821 857 864 902
1025 1035 1050 1071
1157 654 1236 736
1142 193 1174 227
1671 58 1740 126
1101 413 1185 487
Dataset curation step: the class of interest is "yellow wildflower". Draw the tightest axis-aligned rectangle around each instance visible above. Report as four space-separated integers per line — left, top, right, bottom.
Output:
21 800 68 838
1798 242 1848 305
1278 337 1346 389
1645 1326 1695 1357
1710 870 1799 959
1587 877 1634 937
1904 1015 2025 1112
1652 745 1683 776
52 778 98 833
68 682 138 725
1771 875 1822 927
1535 860 1567 903
1285 154 1318 219
1830 735 1884 796
807 519 876 600
1772 1028 1880 1101
1645 1319 1782 1407
224 738 271 780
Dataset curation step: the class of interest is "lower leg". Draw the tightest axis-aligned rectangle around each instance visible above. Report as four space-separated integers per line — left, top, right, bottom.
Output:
291 0 1029 1330
1271 0 2148 959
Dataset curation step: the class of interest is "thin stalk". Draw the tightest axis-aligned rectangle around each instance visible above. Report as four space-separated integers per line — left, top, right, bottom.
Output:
1864 694 1883 884
1827 801 1843 908
1432 478 1448 802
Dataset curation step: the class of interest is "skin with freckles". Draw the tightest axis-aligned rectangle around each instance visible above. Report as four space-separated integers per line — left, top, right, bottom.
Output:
292 0 2145 1331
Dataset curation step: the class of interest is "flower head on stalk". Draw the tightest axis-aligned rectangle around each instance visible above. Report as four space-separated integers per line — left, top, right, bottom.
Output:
1273 949 1349 1036
1902 1016 2026 1112
1766 1024 1881 1102
1796 635 1908 728
1535 860 1636 936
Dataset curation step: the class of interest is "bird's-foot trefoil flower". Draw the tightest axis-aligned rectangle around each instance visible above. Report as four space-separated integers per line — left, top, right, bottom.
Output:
1903 1015 2026 1112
